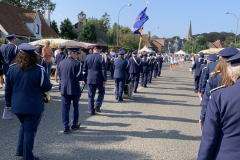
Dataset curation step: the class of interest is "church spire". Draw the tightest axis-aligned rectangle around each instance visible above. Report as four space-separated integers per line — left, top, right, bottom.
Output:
185 20 192 41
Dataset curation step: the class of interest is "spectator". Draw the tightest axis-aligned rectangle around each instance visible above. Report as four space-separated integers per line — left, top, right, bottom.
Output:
88 49 93 55
110 48 115 57
77 48 86 68
42 40 54 79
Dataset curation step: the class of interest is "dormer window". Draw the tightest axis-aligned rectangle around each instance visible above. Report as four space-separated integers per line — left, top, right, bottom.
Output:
36 24 39 34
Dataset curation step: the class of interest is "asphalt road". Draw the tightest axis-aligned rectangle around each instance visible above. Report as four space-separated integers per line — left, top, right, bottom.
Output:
0 62 201 160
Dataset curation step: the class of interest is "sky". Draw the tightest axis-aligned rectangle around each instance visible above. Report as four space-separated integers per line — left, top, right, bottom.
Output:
50 0 240 39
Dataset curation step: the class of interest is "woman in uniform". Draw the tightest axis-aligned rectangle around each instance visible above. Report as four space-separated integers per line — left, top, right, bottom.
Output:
5 43 52 160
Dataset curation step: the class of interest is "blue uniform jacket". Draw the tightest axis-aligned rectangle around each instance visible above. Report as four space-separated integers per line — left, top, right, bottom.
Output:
58 57 84 96
55 52 67 67
141 58 150 73
113 57 129 80
198 79 240 160
193 57 207 76
125 54 131 60
200 73 222 121
156 56 163 67
129 57 143 74
5 64 52 114
39 56 46 71
201 61 218 93
83 52 107 84
148 57 155 71
198 64 207 92
153 61 158 70
0 43 19 74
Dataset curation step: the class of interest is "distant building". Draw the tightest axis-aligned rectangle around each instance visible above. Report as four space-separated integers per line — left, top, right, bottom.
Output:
141 31 158 52
0 2 58 45
72 18 108 45
208 40 225 48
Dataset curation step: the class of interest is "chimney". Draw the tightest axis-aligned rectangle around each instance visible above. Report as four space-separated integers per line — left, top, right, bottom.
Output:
148 31 151 42
45 8 50 26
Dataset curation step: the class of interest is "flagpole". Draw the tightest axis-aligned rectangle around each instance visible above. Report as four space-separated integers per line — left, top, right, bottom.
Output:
137 1 149 56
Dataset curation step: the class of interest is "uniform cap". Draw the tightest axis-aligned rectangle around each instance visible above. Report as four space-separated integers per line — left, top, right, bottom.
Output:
226 53 240 67
199 52 205 57
93 45 102 50
207 54 218 61
118 50 125 55
218 47 239 59
67 47 80 53
6 34 15 40
149 52 153 55
158 52 162 55
143 53 148 56
132 50 138 54
58 46 66 49
35 46 42 53
19 43 36 54
119 48 123 51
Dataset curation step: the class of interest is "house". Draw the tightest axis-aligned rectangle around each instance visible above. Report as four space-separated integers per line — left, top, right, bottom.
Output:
0 2 58 45
152 38 169 52
208 40 225 48
141 31 158 52
72 18 108 45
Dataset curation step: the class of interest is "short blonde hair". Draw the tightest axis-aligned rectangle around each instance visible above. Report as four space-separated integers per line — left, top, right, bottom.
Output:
227 65 240 81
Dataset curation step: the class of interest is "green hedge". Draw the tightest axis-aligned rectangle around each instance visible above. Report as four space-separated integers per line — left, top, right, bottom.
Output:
0 38 5 46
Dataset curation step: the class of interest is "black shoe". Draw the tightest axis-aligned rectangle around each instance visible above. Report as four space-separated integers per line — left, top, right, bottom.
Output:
118 99 123 102
35 156 40 160
144 86 147 88
71 123 81 130
115 97 118 100
94 107 101 113
91 112 97 115
63 130 69 134
15 152 23 157
133 91 137 93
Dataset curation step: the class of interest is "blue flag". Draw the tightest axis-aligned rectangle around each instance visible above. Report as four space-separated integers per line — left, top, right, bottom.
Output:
131 7 149 36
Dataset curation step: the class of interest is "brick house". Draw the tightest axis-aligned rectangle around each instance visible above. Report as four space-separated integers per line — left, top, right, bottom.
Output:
141 31 158 52
208 40 226 48
0 2 58 45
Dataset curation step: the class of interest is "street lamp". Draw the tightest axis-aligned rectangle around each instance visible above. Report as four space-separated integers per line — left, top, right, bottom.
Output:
150 27 159 40
117 4 132 46
225 12 240 47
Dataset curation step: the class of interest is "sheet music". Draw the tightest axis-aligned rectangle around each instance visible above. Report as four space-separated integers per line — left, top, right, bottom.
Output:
2 108 13 120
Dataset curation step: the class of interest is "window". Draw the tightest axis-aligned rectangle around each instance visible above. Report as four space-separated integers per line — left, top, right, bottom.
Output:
36 24 39 34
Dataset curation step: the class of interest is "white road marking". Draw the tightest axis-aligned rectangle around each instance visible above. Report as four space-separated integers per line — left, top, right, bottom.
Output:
137 87 143 91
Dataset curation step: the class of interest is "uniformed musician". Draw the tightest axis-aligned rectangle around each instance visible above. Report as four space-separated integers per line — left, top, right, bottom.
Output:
153 58 158 78
141 52 150 87
0 34 19 77
83 45 107 115
198 53 240 160
128 50 143 93
5 43 52 160
110 54 115 79
58 47 84 133
156 53 163 77
35 46 47 71
192 52 206 93
147 52 155 83
113 50 129 101
55 46 67 83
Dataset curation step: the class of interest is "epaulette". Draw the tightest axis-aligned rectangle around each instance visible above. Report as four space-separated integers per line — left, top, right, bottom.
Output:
9 63 17 67
210 72 215 75
210 85 226 94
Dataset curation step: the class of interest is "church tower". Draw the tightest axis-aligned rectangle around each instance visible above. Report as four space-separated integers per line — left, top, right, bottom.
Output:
185 20 192 41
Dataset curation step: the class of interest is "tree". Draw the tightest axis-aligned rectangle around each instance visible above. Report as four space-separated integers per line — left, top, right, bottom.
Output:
151 35 159 40
79 21 97 43
121 27 131 35
224 36 235 47
89 12 111 34
119 34 143 50
59 18 75 39
228 42 235 47
183 41 193 53
161 49 165 53
3 0 56 15
50 20 59 34
107 22 120 45
194 35 209 54
77 11 86 21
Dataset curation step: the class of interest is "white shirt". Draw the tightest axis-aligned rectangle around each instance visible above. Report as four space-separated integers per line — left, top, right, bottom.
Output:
110 52 116 57
54 50 59 57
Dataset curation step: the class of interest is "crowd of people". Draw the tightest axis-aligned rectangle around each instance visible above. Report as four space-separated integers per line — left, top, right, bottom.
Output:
191 47 240 159
0 34 166 160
